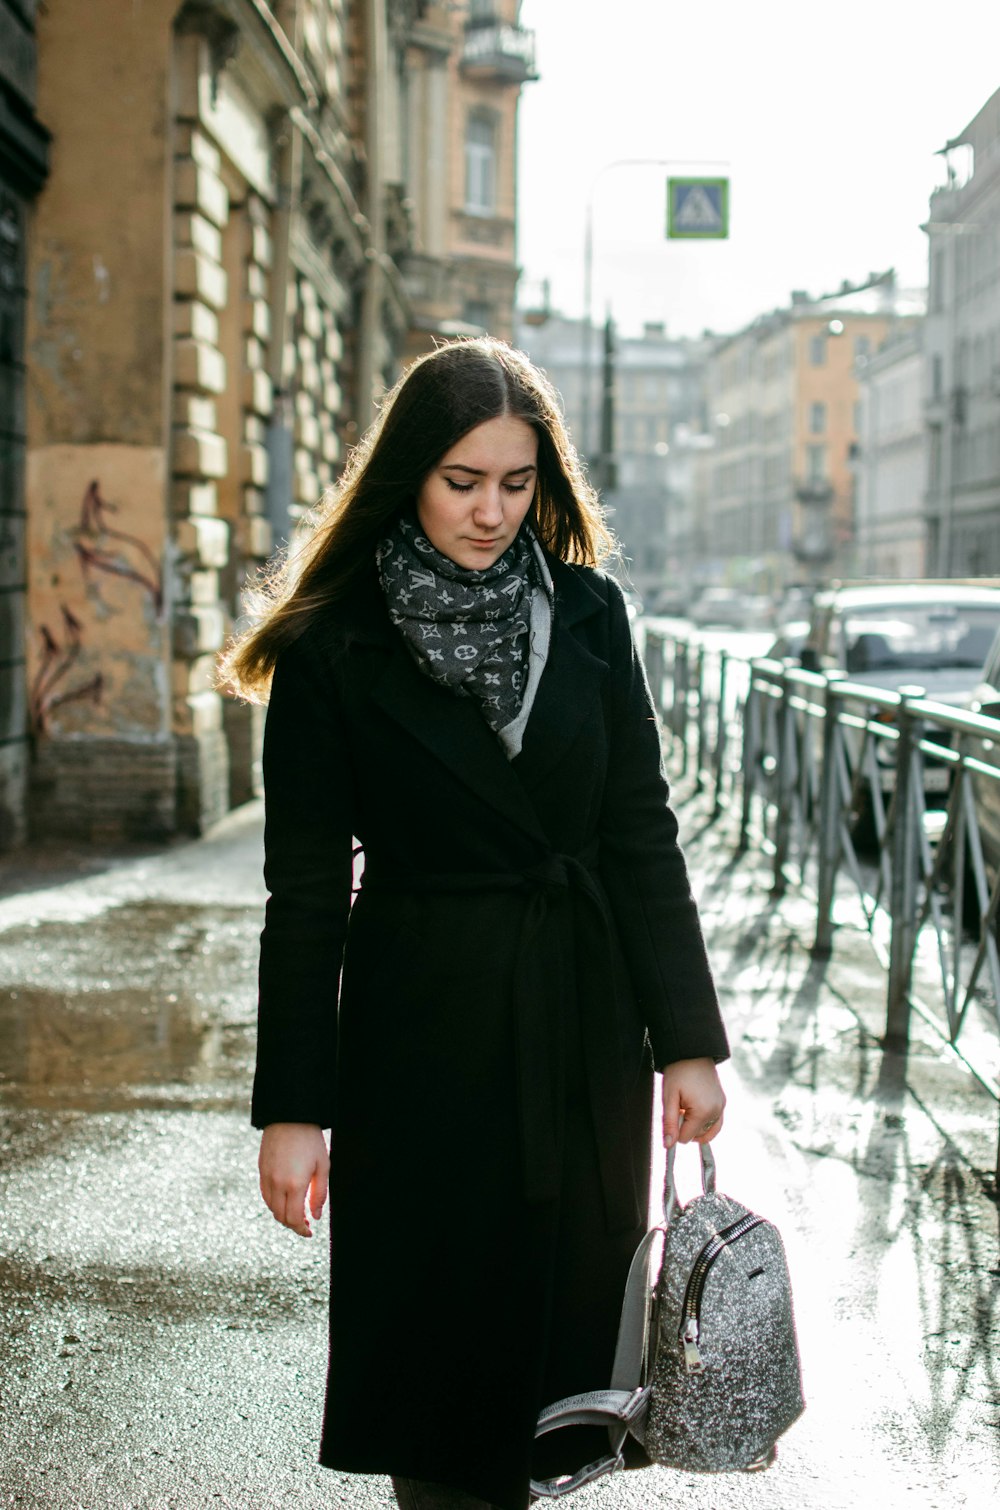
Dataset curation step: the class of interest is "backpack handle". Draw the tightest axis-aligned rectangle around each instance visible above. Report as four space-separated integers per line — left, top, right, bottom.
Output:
664 1141 717 1227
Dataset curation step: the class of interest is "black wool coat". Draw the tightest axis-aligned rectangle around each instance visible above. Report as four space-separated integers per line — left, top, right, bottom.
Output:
252 557 728 1510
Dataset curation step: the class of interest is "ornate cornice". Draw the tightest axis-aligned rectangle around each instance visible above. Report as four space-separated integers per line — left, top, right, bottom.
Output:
293 107 370 274
174 0 316 113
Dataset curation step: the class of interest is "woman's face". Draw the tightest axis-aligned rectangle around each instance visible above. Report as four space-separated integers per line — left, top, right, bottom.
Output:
416 415 538 570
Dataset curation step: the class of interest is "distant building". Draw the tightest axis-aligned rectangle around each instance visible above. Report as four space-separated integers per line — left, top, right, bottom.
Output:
512 309 588 442
613 325 712 593
854 328 927 577
924 85 1000 576
703 273 925 591
514 310 711 597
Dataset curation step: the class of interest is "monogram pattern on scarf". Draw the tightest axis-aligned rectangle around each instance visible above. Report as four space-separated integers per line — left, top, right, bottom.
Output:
377 513 540 733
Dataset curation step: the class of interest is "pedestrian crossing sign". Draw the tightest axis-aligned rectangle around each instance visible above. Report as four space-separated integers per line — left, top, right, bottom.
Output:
666 177 730 239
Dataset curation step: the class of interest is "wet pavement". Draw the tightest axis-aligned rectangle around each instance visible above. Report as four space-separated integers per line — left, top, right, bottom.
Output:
1 792 999 1508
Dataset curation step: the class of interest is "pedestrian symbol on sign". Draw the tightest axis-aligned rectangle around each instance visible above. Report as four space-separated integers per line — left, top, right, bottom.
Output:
666 178 730 240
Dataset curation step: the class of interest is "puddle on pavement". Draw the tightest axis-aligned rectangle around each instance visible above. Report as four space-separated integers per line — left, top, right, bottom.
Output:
0 901 260 1110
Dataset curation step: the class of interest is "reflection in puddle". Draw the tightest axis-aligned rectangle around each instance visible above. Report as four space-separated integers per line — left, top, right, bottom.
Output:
0 901 259 1110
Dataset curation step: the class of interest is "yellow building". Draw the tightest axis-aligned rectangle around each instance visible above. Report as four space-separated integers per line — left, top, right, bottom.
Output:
704 273 924 591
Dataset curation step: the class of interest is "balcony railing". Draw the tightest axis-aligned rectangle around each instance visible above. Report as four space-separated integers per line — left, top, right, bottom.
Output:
794 478 834 505
460 23 538 84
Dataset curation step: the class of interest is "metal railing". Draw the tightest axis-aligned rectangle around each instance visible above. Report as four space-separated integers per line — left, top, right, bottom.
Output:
643 622 1000 1183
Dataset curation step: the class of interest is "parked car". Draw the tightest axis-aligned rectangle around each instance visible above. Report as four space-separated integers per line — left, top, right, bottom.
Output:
690 587 775 630
764 619 810 663
647 586 691 617
799 581 1000 806
962 628 1000 890
775 584 814 624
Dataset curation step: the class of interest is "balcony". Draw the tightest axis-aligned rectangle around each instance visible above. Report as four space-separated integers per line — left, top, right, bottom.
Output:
460 23 538 85
795 479 834 505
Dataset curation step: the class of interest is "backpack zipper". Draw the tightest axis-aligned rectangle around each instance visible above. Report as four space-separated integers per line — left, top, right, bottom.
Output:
677 1213 765 1372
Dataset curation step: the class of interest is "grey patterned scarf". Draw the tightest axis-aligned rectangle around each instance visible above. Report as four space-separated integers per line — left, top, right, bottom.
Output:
377 511 540 733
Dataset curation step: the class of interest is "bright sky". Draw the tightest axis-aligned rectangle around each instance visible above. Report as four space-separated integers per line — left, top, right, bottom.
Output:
516 0 1000 338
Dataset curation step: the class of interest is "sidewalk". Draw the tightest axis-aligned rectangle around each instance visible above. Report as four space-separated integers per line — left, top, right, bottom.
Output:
0 792 998 1509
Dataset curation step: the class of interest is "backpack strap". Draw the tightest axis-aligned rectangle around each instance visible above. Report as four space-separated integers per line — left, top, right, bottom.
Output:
529 1228 662 1498
530 1143 719 1497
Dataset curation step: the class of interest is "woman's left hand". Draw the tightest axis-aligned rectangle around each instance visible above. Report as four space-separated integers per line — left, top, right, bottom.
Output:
660 1057 726 1148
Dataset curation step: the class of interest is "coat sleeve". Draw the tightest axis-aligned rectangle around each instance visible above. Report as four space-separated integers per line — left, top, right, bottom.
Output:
250 634 356 1130
597 577 729 1070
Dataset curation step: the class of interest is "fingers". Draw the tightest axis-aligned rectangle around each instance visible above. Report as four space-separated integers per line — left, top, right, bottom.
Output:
282 1190 314 1238
309 1158 329 1222
690 1110 725 1145
259 1168 313 1236
676 1104 725 1145
681 1089 726 1145
258 1124 329 1238
660 1059 727 1149
662 1080 682 1150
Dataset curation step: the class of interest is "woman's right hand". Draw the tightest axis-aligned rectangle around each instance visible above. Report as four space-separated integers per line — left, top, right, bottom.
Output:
258 1122 330 1237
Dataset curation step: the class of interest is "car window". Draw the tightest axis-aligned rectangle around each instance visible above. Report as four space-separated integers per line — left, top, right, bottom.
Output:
841 604 1000 673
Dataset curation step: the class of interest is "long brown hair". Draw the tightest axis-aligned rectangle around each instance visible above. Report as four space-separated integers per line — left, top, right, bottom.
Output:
220 336 613 700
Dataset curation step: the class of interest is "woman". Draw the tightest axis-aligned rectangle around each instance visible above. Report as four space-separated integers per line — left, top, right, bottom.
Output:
223 338 727 1510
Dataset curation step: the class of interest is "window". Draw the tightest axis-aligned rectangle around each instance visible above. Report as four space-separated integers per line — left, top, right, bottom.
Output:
463 300 492 331
932 355 944 399
806 444 826 483
809 401 826 435
930 248 945 314
465 113 496 215
929 426 942 490
468 0 496 20
809 335 826 366
854 335 871 362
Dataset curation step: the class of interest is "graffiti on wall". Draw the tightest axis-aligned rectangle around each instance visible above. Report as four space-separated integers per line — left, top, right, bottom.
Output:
30 603 104 734
31 479 165 735
72 480 164 614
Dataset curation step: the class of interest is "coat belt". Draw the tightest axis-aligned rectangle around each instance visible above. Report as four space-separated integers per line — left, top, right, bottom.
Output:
361 850 641 1235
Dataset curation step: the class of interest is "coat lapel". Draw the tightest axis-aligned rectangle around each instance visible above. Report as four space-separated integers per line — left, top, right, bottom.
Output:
345 558 609 844
368 643 549 844
513 561 609 787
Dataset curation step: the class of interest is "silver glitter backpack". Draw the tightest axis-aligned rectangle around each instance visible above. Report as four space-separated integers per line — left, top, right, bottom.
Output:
531 1144 805 1498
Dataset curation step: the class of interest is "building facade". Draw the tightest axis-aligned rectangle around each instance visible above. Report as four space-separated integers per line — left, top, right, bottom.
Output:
402 0 535 355
702 273 925 591
854 328 927 577
8 1 533 851
924 85 1000 576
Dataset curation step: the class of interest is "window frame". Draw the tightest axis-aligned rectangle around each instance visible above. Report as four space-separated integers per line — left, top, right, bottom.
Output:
806 442 827 484
464 110 498 216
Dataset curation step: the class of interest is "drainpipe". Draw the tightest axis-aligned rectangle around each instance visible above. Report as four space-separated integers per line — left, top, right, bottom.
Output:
357 0 387 432
265 117 300 552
